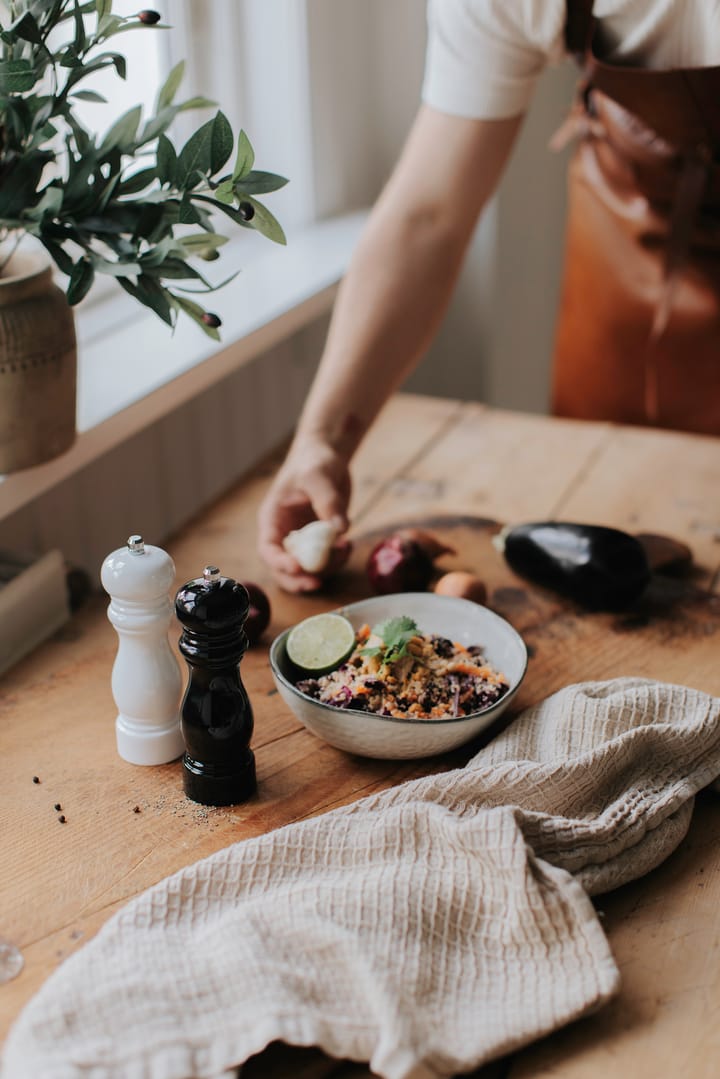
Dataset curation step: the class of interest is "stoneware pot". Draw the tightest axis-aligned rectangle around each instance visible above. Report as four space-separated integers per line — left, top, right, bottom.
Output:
0 249 77 473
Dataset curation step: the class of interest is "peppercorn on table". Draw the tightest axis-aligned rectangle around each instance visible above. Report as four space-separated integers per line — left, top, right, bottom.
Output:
2 394 720 1079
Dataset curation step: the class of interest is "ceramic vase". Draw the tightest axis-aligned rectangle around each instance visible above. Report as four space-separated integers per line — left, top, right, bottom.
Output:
0 250 77 473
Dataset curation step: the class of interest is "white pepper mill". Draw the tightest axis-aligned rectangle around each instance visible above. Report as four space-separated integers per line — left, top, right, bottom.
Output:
100 535 184 765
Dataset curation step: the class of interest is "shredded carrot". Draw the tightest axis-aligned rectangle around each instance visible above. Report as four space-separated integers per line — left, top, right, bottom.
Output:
448 662 490 677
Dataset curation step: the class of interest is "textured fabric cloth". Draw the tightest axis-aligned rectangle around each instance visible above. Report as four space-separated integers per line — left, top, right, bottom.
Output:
422 0 720 120
3 677 720 1079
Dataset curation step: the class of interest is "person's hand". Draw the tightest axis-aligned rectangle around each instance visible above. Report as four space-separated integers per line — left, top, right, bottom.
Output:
258 436 353 592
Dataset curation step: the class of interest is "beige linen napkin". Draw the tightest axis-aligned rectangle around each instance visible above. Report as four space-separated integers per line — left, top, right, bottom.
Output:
3 677 719 1079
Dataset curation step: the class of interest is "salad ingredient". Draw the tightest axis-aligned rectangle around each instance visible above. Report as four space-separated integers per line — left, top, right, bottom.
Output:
366 530 453 594
296 619 508 719
359 616 421 666
286 612 356 674
240 582 271 645
434 571 487 605
494 522 650 610
283 520 338 574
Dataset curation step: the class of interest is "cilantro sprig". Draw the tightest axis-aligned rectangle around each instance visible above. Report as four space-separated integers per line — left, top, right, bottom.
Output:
360 616 420 667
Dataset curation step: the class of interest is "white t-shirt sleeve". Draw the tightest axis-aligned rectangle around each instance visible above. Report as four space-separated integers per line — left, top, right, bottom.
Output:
422 0 568 120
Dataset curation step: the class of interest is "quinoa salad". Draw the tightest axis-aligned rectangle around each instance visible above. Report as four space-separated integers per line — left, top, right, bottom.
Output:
295 617 509 720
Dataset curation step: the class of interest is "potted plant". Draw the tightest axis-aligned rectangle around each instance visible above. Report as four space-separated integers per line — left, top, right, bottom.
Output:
0 0 286 473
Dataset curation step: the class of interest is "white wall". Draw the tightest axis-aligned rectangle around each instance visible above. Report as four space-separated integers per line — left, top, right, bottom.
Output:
168 0 579 414
306 0 578 415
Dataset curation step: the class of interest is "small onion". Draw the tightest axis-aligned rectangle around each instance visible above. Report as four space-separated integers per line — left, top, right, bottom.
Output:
366 529 454 594
434 571 487 605
367 536 431 594
240 581 271 645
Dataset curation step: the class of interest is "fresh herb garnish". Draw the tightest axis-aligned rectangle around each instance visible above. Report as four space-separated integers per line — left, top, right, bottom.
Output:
360 616 420 666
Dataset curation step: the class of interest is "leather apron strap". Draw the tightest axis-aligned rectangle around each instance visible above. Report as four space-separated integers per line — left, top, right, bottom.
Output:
551 0 720 435
564 0 594 56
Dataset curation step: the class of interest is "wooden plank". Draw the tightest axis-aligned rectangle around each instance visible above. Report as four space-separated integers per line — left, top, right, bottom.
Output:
554 424 720 591
354 404 613 529
349 392 465 518
0 394 462 1042
3 397 720 1079
0 590 443 1041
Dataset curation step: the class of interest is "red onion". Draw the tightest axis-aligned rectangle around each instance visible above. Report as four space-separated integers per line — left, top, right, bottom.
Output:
366 530 455 594
240 581 271 645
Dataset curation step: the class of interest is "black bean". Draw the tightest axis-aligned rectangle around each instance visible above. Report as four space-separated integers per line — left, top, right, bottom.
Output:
432 636 455 658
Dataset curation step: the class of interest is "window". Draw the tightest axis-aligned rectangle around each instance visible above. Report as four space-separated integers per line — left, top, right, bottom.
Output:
0 2 411 538
69 0 166 138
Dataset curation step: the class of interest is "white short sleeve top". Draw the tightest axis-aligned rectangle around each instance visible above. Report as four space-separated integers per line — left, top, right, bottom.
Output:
422 0 720 120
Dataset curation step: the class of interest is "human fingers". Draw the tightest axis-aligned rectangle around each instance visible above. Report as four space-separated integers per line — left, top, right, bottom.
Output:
257 481 313 571
272 567 324 593
303 471 350 534
325 536 353 575
259 535 304 577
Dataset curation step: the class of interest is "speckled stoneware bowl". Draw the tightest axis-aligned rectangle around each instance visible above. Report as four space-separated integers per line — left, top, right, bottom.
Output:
269 592 528 760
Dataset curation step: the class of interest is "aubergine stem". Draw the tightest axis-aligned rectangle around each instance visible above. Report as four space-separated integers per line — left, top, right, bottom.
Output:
491 525 511 555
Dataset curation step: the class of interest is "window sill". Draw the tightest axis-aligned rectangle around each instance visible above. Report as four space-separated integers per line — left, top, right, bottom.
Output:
0 211 367 521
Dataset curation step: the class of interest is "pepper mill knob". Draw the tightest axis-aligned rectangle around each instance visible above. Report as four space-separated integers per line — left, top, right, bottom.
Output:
100 535 184 765
175 566 256 806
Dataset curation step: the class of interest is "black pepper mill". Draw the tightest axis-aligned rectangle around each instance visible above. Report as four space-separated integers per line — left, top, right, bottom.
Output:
175 565 256 806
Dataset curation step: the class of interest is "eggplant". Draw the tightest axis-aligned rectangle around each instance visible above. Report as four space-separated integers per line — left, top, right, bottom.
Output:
494 522 651 610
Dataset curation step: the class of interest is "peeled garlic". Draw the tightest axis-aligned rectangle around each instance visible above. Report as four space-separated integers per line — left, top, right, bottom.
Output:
283 520 338 574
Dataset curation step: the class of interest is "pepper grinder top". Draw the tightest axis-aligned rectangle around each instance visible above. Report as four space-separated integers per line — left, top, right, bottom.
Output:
101 534 176 606
175 565 250 660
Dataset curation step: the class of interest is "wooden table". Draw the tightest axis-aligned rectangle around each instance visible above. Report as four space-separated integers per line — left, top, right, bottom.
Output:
2 394 720 1078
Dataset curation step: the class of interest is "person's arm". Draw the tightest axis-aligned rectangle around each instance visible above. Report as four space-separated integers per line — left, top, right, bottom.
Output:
258 104 523 592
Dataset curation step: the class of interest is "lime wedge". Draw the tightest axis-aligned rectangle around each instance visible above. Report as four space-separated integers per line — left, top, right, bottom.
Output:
286 613 356 674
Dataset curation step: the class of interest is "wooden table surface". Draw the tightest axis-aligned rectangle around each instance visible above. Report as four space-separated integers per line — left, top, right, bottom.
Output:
2 393 720 1078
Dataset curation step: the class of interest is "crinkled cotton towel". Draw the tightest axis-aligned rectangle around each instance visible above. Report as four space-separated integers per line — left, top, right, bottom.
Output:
4 677 720 1079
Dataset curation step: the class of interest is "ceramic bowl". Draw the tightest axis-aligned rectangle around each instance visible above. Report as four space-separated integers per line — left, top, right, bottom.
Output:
269 592 528 760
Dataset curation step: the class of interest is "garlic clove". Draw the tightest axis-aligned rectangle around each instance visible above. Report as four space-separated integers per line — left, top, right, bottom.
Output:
283 520 339 574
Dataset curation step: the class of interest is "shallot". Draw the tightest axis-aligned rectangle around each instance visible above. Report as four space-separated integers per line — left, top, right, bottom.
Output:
434 571 487 605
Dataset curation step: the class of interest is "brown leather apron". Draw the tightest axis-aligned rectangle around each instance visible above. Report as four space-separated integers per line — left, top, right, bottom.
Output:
551 0 720 435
